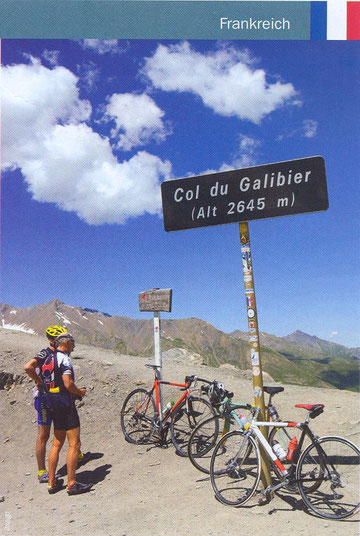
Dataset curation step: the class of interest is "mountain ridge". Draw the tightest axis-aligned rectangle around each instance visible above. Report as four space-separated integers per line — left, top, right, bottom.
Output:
1 299 359 391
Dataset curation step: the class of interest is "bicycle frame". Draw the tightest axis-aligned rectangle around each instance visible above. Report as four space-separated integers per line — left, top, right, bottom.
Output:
217 401 250 437
141 364 210 425
246 418 309 476
152 378 192 422
216 389 285 439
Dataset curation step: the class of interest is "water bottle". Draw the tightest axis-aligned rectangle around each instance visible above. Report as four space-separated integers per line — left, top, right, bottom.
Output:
286 436 298 461
268 405 280 421
272 441 287 460
238 414 250 431
163 401 175 416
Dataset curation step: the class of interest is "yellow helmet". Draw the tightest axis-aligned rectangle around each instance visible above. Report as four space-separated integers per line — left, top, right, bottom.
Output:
46 325 68 338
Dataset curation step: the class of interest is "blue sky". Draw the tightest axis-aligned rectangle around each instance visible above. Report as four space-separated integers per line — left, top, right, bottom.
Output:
1 39 359 347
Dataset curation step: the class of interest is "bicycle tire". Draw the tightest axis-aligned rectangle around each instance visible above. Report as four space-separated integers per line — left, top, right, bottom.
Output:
170 396 215 457
120 388 157 444
296 436 360 520
188 414 224 474
210 430 261 506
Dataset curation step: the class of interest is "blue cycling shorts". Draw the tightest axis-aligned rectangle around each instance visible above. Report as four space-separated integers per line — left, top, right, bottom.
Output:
34 395 52 426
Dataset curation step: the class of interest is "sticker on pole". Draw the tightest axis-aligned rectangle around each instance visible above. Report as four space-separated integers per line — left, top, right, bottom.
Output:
139 288 172 312
254 387 262 398
161 156 328 232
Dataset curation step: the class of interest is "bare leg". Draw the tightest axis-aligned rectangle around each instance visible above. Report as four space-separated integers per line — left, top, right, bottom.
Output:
66 427 81 488
48 429 66 486
36 424 50 471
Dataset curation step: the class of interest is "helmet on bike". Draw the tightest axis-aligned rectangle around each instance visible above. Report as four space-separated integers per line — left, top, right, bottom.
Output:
46 325 67 339
208 381 226 406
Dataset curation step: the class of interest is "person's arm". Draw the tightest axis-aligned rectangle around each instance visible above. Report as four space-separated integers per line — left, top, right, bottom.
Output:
62 374 86 397
24 358 43 385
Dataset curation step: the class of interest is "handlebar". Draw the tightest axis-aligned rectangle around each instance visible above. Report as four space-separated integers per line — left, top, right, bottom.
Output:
184 375 214 386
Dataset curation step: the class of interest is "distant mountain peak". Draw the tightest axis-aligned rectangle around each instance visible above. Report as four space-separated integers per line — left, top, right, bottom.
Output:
286 330 319 341
45 298 65 311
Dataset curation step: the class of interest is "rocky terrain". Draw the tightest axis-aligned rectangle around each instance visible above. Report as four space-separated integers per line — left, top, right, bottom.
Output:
0 328 359 536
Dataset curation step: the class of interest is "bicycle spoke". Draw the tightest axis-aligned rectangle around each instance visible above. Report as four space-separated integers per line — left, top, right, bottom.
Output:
188 415 223 474
170 396 215 456
121 388 157 444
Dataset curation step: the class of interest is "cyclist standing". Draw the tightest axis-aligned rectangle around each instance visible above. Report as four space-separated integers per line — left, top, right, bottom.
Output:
46 332 92 495
24 326 89 484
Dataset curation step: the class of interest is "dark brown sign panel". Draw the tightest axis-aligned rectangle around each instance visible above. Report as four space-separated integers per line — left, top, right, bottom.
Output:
161 156 328 232
139 288 172 312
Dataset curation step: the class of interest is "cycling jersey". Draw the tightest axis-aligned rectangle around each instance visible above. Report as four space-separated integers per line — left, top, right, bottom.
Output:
33 347 53 425
33 347 53 398
45 351 79 431
39 350 74 393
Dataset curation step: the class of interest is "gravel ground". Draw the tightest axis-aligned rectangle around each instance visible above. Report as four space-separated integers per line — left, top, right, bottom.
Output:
0 329 359 536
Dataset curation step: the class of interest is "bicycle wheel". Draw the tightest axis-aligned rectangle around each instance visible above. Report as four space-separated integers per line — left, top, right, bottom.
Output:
296 436 360 520
210 430 261 506
121 388 157 444
188 414 225 474
170 396 215 456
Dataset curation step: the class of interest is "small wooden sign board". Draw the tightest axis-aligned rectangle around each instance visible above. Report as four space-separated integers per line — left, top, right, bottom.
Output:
138 288 172 312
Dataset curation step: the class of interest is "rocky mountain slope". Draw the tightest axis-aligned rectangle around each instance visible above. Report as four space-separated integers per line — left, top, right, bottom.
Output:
231 329 360 391
1 299 359 391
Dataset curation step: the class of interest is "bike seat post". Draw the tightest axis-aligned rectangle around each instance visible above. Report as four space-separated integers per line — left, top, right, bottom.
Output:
155 367 162 381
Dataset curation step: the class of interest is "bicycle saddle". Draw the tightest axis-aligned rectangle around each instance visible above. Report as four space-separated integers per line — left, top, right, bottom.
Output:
263 386 284 395
295 403 324 419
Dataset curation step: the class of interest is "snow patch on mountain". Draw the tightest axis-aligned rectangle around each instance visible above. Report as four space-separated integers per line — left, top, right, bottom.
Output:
1 320 36 335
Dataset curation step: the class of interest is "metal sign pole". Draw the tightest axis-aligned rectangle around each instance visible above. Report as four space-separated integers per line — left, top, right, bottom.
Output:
153 311 162 372
153 311 163 415
239 222 272 492
139 288 172 420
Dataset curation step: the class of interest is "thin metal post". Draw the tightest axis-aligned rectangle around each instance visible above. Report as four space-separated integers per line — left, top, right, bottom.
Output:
153 311 163 416
239 222 272 493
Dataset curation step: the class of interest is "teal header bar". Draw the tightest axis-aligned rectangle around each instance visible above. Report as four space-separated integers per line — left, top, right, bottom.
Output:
0 1 310 39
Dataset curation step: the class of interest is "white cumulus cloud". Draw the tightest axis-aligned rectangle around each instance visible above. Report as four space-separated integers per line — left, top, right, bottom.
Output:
276 119 318 141
80 39 129 55
1 57 91 169
42 49 60 66
1 58 172 224
103 92 170 151
77 61 100 92
143 42 298 124
303 119 318 138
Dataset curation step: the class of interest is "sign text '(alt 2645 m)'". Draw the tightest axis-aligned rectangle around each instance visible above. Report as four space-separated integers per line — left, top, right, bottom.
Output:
174 169 311 222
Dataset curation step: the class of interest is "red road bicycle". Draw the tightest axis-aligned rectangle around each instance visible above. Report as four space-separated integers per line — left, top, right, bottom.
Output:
121 364 216 456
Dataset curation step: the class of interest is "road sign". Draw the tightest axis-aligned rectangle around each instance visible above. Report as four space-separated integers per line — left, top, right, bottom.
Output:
139 288 172 312
161 156 328 231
